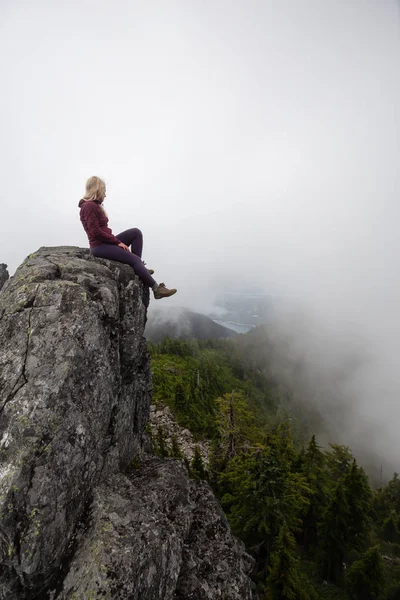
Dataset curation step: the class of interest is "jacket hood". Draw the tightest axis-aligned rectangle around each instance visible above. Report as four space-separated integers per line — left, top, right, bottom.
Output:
78 199 102 208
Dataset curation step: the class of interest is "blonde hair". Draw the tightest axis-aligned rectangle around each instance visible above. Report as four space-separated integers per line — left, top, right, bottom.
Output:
83 176 106 202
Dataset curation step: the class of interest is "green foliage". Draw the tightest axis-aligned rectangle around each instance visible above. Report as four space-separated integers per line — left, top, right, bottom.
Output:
374 473 400 533
266 521 315 600
190 446 207 480
170 435 183 460
343 461 372 552
208 436 226 489
174 382 187 414
345 545 385 600
382 513 400 544
325 444 354 483
215 391 256 461
301 435 328 552
303 435 325 475
149 334 399 597
220 428 311 578
319 483 350 585
155 426 169 458
319 457 373 585
383 474 400 513
149 337 278 439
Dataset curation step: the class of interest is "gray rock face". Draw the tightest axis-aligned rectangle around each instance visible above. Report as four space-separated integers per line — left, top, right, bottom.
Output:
0 247 255 599
59 459 254 600
0 264 9 291
174 480 255 600
149 402 210 464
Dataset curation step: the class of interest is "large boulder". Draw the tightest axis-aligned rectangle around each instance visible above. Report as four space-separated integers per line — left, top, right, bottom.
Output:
0 246 150 597
0 247 255 599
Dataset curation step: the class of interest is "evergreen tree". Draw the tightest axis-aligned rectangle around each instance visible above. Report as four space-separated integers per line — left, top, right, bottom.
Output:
174 382 187 414
220 432 310 574
343 460 372 552
170 435 183 460
320 456 372 583
191 446 207 480
215 391 255 461
303 435 325 474
275 421 296 465
386 473 400 512
326 444 354 483
301 435 328 552
208 436 226 491
346 545 385 600
375 473 400 521
382 512 400 543
156 426 169 458
148 336 400 595
319 483 349 585
266 521 313 600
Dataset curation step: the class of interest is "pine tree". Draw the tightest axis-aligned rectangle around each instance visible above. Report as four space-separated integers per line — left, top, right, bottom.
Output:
301 435 328 552
382 512 400 543
174 382 187 414
156 426 169 458
343 460 372 552
215 391 254 461
326 444 354 483
319 455 372 583
376 472 400 520
170 435 183 460
220 433 310 575
266 521 313 600
303 435 325 474
346 545 385 600
275 421 296 465
191 446 207 480
319 483 349 585
208 436 226 492
385 473 400 513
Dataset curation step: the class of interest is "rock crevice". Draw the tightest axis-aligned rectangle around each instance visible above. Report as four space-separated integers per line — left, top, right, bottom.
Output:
0 247 255 599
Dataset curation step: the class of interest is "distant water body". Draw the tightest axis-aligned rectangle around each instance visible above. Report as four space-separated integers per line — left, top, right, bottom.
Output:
212 320 254 334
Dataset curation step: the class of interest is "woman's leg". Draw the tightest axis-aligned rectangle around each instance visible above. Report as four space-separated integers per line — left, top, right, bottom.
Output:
91 244 156 287
116 228 143 258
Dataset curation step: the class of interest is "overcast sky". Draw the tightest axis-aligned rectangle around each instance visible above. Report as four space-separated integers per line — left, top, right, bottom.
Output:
1 1 400 470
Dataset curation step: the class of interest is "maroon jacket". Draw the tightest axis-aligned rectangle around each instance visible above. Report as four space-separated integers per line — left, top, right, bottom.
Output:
79 200 121 248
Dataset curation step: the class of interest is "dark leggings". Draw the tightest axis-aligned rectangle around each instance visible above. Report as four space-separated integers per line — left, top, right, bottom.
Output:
91 228 156 287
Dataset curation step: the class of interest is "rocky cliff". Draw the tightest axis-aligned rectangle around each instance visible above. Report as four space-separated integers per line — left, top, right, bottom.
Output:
0 247 255 600
0 264 8 292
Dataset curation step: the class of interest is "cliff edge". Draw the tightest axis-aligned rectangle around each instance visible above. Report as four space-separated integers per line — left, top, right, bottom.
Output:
0 247 255 600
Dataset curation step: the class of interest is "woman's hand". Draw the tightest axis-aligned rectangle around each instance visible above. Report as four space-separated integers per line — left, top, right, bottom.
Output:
118 242 130 251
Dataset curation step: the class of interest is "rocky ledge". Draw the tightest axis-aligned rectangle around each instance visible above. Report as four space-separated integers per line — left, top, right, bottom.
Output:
0 247 255 600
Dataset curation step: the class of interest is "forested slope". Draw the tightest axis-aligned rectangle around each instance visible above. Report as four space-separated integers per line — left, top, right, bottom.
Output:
149 335 400 599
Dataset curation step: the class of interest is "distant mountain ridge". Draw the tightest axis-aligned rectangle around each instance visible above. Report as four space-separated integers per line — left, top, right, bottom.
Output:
145 307 236 342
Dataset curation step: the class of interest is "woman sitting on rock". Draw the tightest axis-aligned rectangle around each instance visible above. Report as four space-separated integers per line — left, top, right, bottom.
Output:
79 176 177 299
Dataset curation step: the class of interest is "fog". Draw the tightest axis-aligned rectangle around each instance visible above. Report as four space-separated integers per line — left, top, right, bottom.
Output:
1 1 400 474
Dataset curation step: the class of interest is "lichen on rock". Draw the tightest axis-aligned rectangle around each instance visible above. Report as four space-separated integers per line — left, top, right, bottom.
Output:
148 402 210 464
0 247 255 600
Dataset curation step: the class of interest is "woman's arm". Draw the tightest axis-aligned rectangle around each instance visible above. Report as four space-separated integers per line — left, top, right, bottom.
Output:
84 203 121 245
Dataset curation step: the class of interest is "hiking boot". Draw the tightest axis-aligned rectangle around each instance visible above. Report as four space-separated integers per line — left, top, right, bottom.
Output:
153 283 177 299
